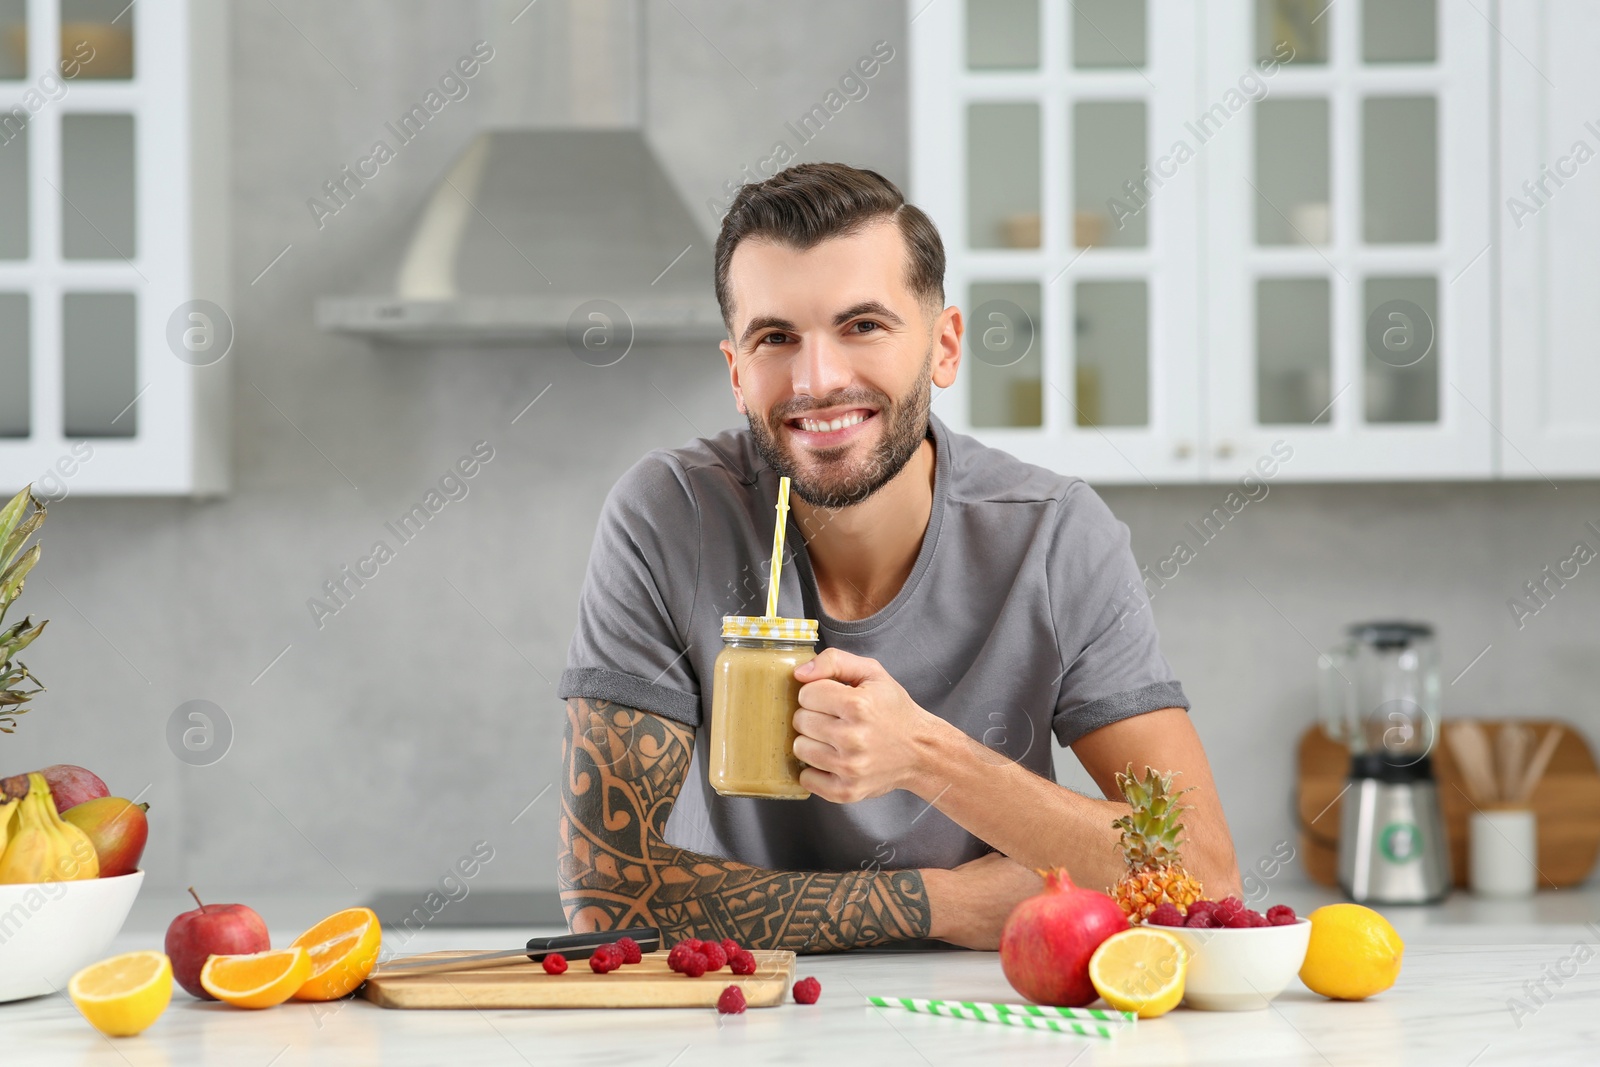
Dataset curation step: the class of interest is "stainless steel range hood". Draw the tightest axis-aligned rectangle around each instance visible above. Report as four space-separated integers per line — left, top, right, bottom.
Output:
315 127 725 343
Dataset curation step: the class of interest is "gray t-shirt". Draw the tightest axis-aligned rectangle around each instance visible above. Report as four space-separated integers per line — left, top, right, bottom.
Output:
558 414 1188 873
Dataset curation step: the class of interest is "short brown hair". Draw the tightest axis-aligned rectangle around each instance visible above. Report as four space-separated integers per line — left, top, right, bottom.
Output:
713 163 946 333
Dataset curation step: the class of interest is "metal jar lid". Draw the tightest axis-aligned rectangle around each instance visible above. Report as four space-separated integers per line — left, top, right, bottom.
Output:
720 615 819 642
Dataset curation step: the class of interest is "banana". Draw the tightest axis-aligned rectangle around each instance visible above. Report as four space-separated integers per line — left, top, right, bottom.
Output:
0 771 98 883
0 773 25 857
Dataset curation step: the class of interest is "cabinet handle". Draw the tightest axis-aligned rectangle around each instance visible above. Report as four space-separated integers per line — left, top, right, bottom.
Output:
1174 441 1194 460
1214 440 1235 459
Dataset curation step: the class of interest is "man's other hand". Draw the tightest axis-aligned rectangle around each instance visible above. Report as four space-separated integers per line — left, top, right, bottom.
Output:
792 648 950 803
921 852 1044 950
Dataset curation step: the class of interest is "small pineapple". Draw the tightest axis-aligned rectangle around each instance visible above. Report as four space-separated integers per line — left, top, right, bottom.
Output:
1110 764 1204 922
0 486 47 735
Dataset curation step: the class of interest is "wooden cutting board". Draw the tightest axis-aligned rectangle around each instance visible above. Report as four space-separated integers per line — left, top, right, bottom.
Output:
361 949 796 1009
1296 719 1600 889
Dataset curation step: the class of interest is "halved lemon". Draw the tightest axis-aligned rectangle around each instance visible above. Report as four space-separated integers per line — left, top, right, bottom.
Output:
1088 927 1189 1019
289 905 382 1001
200 947 312 1009
68 950 173 1036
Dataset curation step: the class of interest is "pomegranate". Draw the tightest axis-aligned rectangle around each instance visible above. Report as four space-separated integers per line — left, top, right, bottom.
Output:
38 764 109 812
999 868 1129 1007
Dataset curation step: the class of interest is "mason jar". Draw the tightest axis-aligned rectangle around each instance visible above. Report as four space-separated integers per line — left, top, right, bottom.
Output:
708 615 819 799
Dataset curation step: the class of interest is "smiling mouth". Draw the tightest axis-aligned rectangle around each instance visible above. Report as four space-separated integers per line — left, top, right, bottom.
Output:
788 409 877 435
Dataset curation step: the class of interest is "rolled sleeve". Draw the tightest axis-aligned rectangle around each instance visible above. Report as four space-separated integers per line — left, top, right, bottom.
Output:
1047 483 1189 747
557 452 705 725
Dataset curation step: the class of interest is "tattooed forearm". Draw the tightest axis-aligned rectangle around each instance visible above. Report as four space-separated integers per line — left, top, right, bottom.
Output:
557 697 932 953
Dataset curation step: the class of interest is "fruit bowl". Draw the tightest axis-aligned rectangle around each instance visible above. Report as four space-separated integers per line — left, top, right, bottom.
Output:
0 869 144 1002
1166 918 1311 1011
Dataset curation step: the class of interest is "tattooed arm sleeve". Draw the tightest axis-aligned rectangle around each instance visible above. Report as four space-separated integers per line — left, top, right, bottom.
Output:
558 697 933 953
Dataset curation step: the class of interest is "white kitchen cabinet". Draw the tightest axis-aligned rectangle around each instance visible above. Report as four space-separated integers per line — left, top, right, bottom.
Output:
0 0 229 497
911 0 1505 483
914 0 1205 485
1498 0 1600 481
1204 0 1493 481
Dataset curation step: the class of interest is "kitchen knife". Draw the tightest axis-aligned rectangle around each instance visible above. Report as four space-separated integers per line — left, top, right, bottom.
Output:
370 926 661 979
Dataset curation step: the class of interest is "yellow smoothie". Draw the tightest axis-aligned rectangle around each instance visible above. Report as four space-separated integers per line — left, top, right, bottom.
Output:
709 621 817 799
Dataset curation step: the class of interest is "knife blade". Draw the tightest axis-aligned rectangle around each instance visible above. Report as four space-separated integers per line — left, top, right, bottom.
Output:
371 926 661 979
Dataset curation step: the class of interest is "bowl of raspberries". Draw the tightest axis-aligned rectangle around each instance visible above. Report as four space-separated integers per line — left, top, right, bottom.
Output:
1145 899 1310 1011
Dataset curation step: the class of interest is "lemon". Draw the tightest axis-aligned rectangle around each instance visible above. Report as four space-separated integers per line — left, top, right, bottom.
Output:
1088 927 1189 1018
68 950 173 1037
1299 904 1404 1000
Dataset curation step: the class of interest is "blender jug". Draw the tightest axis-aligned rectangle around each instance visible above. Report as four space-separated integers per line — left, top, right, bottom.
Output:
1319 622 1451 904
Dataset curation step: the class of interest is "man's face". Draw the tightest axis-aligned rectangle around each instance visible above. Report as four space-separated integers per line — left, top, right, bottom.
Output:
719 220 961 508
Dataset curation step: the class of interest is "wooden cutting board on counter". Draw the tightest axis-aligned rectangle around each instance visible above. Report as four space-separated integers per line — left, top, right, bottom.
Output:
1296 719 1600 889
361 949 795 1009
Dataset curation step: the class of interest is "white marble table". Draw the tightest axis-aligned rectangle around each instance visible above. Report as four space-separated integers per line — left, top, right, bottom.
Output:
6 885 1598 1066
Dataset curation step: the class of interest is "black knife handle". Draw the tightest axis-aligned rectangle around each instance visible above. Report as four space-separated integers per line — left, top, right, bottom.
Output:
523 925 661 962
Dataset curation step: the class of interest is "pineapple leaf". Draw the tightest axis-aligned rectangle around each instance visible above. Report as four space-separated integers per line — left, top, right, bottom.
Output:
0 617 43 661
0 486 31 545
0 617 30 648
0 506 43 573
0 543 39 606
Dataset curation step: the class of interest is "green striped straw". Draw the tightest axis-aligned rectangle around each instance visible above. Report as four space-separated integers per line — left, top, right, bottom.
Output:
865 996 1133 1038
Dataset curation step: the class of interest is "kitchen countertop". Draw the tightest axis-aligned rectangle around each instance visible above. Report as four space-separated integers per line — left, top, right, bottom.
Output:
6 883 1598 1065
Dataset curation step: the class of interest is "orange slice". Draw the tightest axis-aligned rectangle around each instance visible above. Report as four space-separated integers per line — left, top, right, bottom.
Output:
289 906 382 1001
69 950 173 1036
200 947 312 1009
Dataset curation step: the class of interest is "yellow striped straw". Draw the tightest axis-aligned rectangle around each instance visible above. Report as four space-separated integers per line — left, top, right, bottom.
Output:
764 476 791 618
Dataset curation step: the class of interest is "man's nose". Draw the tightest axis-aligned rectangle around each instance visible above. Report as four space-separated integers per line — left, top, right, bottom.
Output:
791 335 852 399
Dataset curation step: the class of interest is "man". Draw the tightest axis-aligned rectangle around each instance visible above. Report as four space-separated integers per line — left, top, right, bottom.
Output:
558 163 1240 952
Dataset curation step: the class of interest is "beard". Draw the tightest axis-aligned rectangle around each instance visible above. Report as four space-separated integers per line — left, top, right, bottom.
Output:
747 345 934 509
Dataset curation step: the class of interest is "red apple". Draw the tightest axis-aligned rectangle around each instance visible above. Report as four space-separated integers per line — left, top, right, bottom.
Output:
38 764 109 812
165 887 271 998
60 796 148 877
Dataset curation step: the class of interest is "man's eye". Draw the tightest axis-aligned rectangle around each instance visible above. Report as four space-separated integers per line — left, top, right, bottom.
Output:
760 332 791 346
851 320 880 333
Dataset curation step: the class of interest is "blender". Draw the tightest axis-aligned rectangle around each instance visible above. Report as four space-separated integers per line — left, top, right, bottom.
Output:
1318 621 1452 904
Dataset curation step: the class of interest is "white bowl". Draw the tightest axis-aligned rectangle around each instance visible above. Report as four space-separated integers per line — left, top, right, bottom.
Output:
1166 917 1311 1011
0 870 145 1002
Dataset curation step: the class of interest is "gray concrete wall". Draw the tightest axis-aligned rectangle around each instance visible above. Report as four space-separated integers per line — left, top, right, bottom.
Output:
3 1 1595 904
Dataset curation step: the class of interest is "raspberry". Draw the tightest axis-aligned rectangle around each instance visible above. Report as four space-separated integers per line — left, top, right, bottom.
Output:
720 938 741 958
717 985 747 1014
792 976 822 1004
1267 905 1298 926
1213 896 1244 920
680 953 708 979
1186 899 1217 916
681 938 705 953
1245 909 1269 927
589 946 622 974
667 944 694 973
729 949 757 975
541 953 568 975
614 936 643 965
1186 908 1220 928
1145 903 1186 927
700 942 727 972
1223 909 1255 929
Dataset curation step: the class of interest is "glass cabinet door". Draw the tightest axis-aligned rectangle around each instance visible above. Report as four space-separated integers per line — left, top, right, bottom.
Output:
0 0 225 493
1204 0 1492 478
915 0 1203 484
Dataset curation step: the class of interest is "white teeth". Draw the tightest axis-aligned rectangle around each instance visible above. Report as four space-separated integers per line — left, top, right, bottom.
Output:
799 412 867 433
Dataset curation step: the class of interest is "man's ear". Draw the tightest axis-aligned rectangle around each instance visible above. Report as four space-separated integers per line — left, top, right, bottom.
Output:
931 305 963 389
720 338 746 415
